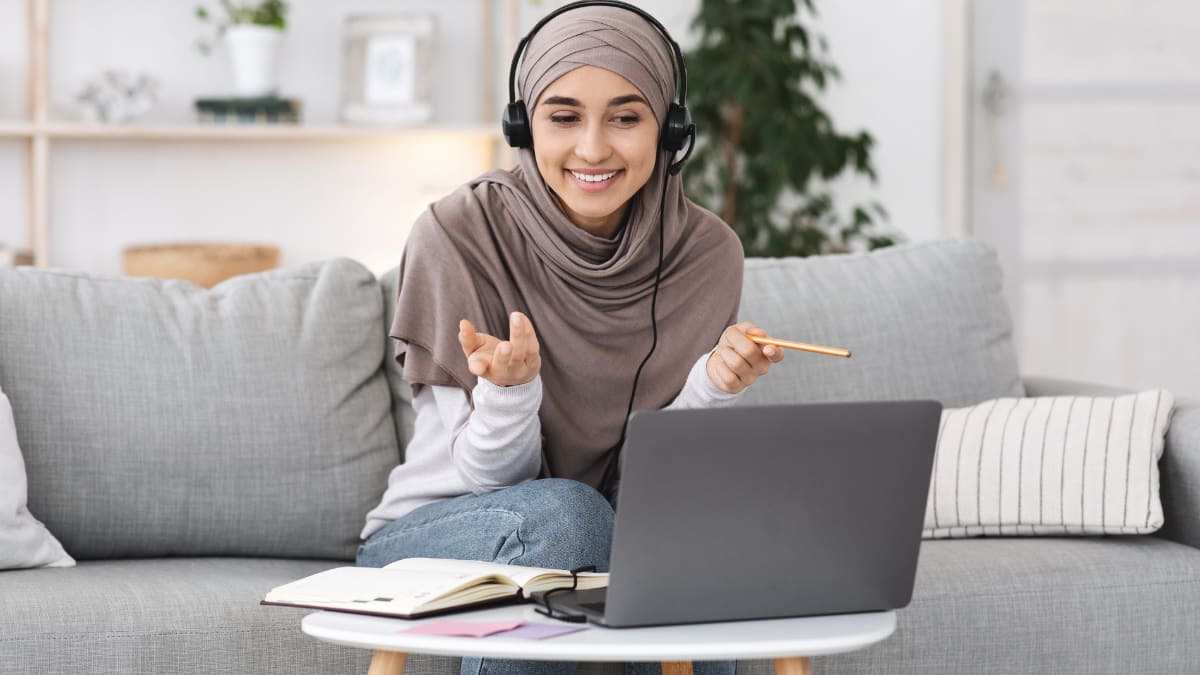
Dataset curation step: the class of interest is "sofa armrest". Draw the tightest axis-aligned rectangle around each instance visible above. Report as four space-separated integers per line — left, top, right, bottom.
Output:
1021 375 1200 550
1160 402 1200 550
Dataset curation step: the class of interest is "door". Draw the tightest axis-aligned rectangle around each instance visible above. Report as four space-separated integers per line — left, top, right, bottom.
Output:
970 0 1200 395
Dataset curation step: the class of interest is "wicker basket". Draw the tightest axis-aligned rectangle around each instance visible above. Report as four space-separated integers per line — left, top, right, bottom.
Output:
123 243 280 288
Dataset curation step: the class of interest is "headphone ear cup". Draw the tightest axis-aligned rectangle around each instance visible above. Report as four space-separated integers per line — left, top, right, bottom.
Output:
660 103 691 154
667 124 696 176
502 101 532 148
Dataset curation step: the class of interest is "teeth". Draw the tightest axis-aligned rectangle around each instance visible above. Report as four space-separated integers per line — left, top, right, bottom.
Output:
571 170 618 182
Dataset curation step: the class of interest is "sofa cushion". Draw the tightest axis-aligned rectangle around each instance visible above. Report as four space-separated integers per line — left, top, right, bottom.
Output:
380 267 415 456
2 543 1195 675
812 537 1200 675
0 558 372 675
0 387 74 569
924 390 1174 539
737 239 1024 409
0 556 626 675
0 260 398 560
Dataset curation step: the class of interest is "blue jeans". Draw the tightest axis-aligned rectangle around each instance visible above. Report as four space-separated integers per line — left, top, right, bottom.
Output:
357 478 736 675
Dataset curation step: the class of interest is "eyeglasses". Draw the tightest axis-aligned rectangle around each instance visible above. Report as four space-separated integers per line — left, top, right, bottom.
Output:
532 565 597 623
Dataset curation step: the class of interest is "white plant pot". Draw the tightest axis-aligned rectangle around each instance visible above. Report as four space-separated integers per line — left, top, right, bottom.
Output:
225 25 283 98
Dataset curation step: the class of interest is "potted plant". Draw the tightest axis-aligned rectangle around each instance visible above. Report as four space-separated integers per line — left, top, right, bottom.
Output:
195 0 289 98
683 0 899 257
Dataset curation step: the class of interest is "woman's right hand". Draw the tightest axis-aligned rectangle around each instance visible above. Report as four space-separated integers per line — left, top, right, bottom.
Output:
458 311 542 387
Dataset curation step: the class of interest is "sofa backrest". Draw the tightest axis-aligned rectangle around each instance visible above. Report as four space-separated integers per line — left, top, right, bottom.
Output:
379 267 414 460
736 238 1024 408
0 259 399 561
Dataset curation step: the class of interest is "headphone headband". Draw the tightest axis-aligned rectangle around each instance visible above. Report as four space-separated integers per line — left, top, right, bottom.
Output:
502 0 695 173
506 0 687 109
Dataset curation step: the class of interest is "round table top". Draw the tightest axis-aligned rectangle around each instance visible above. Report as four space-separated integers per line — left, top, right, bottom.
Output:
302 605 896 662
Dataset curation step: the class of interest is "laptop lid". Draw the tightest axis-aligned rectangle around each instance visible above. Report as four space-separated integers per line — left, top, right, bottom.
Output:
600 400 942 627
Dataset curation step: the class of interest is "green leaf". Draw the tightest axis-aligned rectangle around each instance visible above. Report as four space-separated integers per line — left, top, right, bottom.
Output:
683 0 900 257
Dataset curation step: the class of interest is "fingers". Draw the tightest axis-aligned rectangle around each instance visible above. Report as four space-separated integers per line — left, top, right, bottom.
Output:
707 322 784 394
459 319 492 376
721 323 773 377
742 324 785 363
761 343 784 363
712 349 749 391
458 319 478 354
517 312 540 357
506 312 527 363
743 324 783 363
458 312 541 387
458 319 482 372
708 356 736 393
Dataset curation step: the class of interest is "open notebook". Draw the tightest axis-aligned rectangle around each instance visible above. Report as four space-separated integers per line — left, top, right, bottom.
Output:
261 557 609 619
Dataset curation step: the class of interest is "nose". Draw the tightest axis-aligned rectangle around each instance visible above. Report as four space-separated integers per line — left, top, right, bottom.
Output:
574 119 612 165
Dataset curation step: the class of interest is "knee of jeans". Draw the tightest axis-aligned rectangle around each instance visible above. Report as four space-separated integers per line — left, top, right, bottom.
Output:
508 478 614 570
356 538 387 568
524 478 613 525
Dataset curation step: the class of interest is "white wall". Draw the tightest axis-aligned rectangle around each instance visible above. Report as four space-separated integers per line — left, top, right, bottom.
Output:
805 0 946 242
0 0 947 276
1 0 31 249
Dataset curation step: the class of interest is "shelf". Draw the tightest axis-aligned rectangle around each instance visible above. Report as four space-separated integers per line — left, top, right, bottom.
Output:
13 0 517 269
0 122 35 138
1 121 501 142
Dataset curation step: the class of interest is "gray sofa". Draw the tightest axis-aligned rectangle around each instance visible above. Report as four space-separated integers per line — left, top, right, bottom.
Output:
1 238 1197 675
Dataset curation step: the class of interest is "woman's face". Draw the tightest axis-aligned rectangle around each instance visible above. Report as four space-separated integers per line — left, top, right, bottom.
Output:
531 66 659 238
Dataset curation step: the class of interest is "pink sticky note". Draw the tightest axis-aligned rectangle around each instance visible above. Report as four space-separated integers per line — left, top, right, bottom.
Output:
490 623 588 640
403 619 525 638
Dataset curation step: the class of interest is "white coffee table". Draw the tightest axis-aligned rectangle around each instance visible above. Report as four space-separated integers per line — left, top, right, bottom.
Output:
302 604 895 675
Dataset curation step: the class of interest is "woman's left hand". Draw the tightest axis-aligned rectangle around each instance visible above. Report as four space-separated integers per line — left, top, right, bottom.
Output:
706 322 785 395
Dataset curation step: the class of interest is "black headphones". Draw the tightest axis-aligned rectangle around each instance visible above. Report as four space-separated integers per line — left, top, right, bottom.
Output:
501 0 696 176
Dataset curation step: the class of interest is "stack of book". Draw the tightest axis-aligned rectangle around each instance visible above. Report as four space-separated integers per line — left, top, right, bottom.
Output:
194 97 302 125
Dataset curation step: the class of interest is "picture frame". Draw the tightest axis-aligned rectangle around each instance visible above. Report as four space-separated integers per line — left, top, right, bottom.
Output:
341 14 436 125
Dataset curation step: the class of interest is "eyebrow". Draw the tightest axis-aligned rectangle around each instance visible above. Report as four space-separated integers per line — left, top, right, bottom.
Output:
540 94 650 108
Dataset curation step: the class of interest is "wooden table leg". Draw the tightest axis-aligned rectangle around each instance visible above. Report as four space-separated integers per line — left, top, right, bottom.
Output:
774 656 812 675
662 661 694 675
367 650 408 675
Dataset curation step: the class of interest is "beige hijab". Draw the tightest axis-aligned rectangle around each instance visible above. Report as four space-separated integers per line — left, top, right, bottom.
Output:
390 5 743 487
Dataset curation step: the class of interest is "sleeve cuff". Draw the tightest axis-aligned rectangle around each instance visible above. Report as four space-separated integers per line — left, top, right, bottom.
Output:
472 374 543 414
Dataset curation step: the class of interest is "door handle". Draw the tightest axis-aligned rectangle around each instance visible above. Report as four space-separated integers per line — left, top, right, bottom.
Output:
982 70 1010 187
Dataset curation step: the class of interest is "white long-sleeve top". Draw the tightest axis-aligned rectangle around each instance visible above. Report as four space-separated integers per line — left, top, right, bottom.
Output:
361 350 741 539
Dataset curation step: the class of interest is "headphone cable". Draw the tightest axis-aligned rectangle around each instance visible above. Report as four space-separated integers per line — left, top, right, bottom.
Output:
598 174 669 501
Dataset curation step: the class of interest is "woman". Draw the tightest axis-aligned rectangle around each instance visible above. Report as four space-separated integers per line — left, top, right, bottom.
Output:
358 3 783 674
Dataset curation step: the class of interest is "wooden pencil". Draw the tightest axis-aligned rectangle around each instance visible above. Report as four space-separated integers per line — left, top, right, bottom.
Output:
749 335 851 358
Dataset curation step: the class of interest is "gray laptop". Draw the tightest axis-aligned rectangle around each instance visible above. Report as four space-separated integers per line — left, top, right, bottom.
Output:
536 400 942 627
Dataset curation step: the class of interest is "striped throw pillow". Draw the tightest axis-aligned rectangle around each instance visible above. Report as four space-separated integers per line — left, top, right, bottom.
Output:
923 389 1174 538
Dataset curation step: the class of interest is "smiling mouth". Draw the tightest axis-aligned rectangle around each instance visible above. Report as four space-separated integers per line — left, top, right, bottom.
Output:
569 169 621 182
566 169 623 192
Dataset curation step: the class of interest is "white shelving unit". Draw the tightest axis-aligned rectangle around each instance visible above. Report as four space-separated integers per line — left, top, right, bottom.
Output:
2 121 500 143
11 0 519 269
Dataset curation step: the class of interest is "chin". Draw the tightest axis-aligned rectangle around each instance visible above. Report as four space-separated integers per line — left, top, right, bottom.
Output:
569 202 620 223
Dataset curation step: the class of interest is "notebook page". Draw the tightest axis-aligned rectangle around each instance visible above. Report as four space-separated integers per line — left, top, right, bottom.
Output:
265 566 506 614
385 557 607 591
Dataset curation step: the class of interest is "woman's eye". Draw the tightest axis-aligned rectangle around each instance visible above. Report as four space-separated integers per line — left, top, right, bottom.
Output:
547 113 640 125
